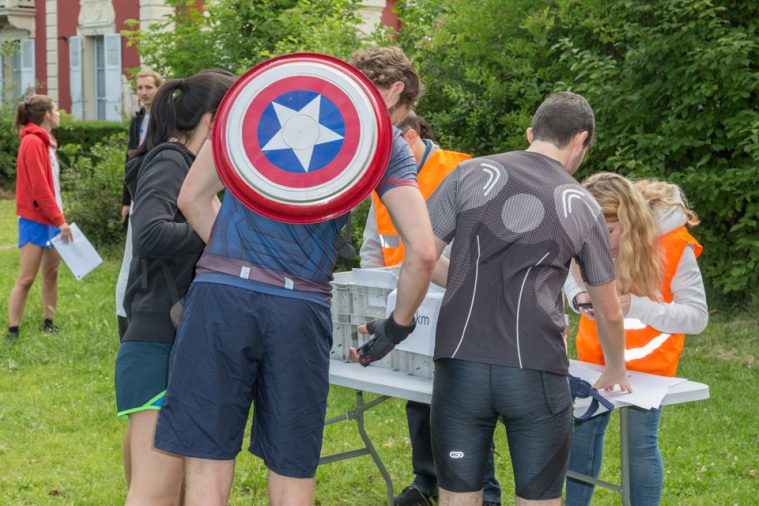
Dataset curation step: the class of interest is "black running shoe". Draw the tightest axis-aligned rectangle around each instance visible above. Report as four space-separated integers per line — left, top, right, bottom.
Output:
43 319 59 333
6 327 19 342
393 486 436 506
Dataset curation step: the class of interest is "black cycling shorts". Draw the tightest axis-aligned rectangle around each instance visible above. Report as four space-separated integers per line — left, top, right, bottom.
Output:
431 358 573 500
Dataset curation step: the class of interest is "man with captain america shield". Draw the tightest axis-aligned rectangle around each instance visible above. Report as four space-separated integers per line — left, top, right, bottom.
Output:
153 48 436 505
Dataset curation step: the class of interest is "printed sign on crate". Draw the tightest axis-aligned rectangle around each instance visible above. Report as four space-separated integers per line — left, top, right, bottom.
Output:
385 289 444 356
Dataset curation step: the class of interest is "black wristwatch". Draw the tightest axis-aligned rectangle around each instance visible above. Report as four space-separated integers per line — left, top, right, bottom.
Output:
572 292 588 312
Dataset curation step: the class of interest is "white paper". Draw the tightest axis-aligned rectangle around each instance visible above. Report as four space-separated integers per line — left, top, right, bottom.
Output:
569 360 688 414
50 223 103 280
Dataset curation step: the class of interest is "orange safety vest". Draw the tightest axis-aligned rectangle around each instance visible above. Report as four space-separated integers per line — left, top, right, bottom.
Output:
575 226 703 377
371 148 471 266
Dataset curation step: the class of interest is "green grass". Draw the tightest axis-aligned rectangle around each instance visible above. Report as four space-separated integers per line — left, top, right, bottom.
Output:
0 198 756 504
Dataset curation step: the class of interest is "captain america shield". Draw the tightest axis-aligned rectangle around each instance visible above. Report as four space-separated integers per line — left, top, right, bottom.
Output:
213 53 392 223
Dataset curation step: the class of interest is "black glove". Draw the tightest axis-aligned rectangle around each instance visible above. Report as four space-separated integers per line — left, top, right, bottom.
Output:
357 311 416 367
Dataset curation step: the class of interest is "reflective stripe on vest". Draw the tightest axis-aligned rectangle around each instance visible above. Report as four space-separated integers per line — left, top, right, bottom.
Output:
575 226 703 377
371 148 471 266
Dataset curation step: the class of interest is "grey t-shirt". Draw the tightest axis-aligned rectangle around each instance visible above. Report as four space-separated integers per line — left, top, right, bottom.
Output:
427 151 614 375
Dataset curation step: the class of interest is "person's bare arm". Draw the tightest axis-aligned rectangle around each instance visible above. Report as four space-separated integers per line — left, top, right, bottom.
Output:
380 185 437 324
586 280 633 393
177 140 224 243
431 237 450 287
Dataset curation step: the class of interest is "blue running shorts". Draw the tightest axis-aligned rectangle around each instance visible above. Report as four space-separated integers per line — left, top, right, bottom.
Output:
18 217 58 248
154 281 333 478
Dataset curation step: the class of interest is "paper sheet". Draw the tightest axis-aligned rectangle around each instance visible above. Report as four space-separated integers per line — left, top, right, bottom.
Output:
569 361 688 413
50 223 103 280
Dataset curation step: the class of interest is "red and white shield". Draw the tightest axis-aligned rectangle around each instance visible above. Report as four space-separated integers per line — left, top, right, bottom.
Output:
213 53 392 223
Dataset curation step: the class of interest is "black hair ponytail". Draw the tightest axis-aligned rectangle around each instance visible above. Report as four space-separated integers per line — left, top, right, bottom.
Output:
134 69 236 158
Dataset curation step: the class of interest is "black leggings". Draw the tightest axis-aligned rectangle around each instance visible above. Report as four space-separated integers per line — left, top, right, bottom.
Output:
431 359 573 500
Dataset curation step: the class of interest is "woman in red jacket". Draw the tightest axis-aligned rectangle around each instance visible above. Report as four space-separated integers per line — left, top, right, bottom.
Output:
7 95 72 341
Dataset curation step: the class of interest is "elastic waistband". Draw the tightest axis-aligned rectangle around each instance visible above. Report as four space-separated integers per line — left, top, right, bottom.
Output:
196 253 330 295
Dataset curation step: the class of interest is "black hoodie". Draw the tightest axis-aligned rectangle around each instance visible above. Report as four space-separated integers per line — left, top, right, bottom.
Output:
122 142 204 343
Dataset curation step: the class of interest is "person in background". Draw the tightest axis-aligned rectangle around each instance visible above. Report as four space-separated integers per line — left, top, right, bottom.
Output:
7 95 72 342
115 69 162 340
361 113 502 506
425 92 631 506
115 69 235 506
564 173 708 506
116 68 163 339
121 68 162 223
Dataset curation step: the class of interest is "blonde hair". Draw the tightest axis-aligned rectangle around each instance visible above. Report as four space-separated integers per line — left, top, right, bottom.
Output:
583 172 662 300
136 68 163 88
635 179 700 228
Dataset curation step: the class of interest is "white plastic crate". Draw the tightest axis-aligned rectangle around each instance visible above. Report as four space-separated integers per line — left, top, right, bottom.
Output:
330 270 439 378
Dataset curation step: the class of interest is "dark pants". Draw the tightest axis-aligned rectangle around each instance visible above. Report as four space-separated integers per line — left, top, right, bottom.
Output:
407 400 502 503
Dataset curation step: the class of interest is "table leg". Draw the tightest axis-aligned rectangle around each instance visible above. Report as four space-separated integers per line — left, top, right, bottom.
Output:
354 391 395 505
620 407 631 506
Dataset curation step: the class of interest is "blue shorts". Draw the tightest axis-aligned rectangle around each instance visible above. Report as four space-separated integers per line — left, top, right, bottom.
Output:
154 281 333 478
114 341 171 419
431 359 573 500
18 217 59 248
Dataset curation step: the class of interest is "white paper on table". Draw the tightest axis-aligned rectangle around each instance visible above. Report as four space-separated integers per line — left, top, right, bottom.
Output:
50 223 103 280
569 360 688 412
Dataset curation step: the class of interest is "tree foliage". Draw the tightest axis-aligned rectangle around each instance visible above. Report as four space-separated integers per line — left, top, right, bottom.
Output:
397 0 758 305
123 0 366 78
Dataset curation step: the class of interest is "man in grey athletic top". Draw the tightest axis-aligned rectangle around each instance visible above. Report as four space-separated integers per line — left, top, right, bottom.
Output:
426 92 632 506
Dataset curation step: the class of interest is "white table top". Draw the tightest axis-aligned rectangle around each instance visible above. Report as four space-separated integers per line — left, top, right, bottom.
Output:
328 359 709 408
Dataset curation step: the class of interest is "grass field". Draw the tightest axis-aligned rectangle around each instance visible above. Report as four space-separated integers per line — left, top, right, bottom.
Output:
0 198 756 505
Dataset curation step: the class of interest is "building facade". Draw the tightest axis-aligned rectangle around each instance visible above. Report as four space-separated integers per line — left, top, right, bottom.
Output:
0 0 398 121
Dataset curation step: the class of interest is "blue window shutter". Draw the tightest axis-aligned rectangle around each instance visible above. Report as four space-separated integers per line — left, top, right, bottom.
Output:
20 38 35 97
104 34 122 121
69 36 83 119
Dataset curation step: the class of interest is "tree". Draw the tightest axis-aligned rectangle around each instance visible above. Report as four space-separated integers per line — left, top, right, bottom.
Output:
123 0 366 78
396 0 759 304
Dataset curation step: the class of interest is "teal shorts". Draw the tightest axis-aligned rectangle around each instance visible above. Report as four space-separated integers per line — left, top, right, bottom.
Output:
115 340 172 419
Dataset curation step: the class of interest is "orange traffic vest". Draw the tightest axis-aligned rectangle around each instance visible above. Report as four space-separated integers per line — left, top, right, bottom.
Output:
371 148 471 266
575 226 703 377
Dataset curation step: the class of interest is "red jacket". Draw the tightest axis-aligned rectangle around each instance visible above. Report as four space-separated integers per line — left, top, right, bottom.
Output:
15 123 64 227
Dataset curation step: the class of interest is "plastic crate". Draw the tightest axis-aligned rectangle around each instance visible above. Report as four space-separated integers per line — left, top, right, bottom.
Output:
393 350 434 379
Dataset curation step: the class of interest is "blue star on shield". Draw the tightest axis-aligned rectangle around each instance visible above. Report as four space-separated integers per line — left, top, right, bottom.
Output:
257 90 345 173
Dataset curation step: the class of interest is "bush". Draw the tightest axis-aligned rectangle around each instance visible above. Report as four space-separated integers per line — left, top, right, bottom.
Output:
397 0 759 306
60 135 128 248
0 110 127 190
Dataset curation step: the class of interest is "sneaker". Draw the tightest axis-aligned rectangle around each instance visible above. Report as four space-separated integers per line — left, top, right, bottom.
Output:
43 319 59 333
6 327 19 342
393 485 436 506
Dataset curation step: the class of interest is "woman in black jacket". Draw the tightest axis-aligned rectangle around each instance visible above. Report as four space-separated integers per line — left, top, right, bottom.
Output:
115 69 235 506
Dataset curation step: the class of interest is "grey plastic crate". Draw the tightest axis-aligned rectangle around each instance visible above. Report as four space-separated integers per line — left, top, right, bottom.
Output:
330 320 355 361
351 285 392 320
393 350 434 379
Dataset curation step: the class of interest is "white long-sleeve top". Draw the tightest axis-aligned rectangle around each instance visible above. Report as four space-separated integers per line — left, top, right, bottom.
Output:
564 206 708 335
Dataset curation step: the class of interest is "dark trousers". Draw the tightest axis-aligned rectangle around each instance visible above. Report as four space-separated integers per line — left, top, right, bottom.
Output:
407 400 502 503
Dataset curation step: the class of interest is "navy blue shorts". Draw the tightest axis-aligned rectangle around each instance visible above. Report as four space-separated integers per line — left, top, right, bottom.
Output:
154 281 333 478
18 217 58 248
431 359 573 500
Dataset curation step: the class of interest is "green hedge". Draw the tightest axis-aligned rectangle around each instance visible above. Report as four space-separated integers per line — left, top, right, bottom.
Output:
0 112 127 189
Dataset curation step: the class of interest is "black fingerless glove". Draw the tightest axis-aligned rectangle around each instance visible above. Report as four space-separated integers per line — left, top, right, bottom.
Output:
357 311 416 367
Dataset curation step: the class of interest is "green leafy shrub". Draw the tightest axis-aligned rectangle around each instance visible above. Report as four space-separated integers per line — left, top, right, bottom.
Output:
0 109 126 189
60 135 127 248
397 0 759 306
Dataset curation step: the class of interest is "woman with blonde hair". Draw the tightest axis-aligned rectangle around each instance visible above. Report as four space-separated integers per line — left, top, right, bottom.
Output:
565 172 708 505
7 95 72 342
